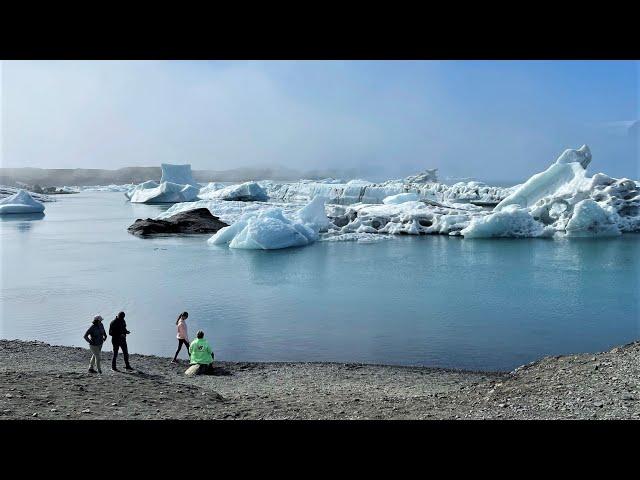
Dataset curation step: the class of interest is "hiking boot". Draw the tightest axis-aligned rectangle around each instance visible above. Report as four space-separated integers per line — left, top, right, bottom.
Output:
125 365 134 371
111 367 119 372
88 368 97 373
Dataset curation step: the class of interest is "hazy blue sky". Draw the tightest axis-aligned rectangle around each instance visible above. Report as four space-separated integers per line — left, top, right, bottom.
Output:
1 60 637 182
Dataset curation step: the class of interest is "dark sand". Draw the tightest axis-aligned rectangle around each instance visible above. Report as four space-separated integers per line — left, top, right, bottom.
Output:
1 339 638 419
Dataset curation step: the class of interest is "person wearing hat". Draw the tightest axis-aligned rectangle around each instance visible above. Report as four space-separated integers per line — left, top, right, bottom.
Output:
84 315 107 373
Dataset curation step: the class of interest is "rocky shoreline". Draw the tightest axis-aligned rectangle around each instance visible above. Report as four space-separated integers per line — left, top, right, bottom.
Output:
1 339 638 420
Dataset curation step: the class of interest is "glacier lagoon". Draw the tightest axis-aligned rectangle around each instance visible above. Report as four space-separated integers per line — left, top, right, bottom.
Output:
1 191 638 371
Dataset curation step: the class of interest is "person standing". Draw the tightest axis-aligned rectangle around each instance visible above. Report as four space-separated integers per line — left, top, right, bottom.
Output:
172 311 190 363
109 311 133 371
84 315 107 373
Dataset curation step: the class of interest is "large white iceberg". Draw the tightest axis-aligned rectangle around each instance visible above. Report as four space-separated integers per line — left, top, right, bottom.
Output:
494 145 591 211
0 190 46 215
208 197 328 250
201 182 268 202
325 145 639 239
160 163 199 187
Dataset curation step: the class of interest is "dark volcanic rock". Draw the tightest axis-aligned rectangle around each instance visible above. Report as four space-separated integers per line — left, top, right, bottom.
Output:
128 208 228 236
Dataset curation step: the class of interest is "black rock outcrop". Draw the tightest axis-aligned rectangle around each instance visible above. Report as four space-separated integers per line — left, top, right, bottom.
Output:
128 208 228 236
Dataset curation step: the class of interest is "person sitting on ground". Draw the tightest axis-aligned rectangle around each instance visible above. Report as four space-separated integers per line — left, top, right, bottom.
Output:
172 311 189 364
109 311 133 372
189 330 215 374
84 315 107 374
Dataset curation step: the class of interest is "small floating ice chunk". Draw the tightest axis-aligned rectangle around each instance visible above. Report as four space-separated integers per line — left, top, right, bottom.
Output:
0 189 46 214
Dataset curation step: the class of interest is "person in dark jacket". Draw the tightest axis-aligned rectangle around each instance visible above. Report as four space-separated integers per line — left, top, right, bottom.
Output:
84 315 107 373
109 311 133 371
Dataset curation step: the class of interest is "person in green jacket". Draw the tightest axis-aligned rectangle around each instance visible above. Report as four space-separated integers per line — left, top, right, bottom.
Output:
189 330 214 374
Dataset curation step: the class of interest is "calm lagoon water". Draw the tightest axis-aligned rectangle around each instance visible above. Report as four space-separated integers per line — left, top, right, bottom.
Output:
1 192 638 371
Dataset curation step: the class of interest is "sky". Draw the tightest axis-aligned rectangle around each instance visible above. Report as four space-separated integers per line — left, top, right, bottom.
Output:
1 60 638 182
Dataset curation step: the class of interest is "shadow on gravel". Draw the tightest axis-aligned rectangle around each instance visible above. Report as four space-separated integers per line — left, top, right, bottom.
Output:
205 366 233 376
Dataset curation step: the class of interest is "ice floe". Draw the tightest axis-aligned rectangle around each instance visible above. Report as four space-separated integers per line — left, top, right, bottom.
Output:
0 190 46 215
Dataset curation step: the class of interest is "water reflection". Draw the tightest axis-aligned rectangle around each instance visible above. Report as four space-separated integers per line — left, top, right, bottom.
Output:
0 213 45 232
0 213 45 222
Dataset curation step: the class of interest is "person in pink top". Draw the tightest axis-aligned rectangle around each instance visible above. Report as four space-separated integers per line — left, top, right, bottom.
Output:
172 311 190 363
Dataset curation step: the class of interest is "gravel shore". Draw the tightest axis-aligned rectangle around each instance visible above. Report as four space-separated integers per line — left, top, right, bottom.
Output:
1 339 638 420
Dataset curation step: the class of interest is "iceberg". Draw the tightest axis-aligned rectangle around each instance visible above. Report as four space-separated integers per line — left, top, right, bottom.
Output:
125 180 159 200
0 190 46 215
160 163 199 187
124 164 200 204
494 145 591 211
208 198 328 250
405 169 438 183
201 182 268 202
324 145 639 239
129 182 199 204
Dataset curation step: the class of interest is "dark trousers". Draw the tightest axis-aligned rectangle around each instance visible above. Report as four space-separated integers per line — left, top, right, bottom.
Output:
112 337 131 368
173 338 190 361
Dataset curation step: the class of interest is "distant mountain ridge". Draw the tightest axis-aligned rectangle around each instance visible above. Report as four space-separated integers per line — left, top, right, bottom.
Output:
0 166 362 187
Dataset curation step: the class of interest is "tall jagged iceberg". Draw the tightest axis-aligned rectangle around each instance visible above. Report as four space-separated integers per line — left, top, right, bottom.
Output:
494 145 591 211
